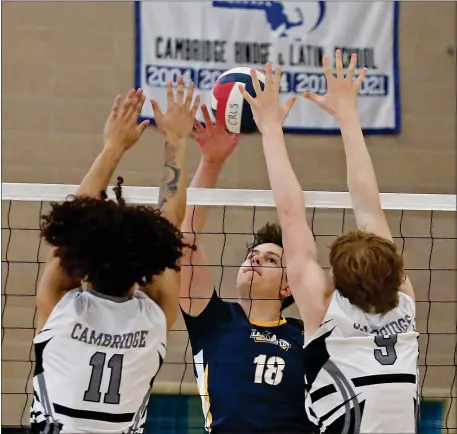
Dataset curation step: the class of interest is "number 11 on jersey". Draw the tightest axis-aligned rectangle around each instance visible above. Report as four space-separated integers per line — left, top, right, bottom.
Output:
253 354 285 386
84 352 124 404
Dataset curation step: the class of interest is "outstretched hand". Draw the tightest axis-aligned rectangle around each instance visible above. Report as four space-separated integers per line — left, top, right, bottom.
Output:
103 88 150 152
303 50 367 121
191 105 239 165
238 63 296 134
151 76 200 140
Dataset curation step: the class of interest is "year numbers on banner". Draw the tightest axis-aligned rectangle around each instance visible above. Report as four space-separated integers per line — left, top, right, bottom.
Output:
292 72 389 97
144 65 389 98
145 65 195 87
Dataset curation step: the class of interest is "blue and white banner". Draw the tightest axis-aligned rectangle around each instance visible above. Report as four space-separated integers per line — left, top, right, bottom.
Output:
135 1 400 134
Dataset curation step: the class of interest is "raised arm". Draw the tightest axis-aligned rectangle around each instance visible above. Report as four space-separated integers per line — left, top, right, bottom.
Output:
77 89 150 198
152 77 199 228
304 50 414 300
239 64 328 339
141 77 200 327
180 105 239 316
36 90 149 332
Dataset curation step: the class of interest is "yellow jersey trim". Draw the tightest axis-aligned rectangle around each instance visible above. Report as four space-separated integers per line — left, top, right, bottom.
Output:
250 317 287 327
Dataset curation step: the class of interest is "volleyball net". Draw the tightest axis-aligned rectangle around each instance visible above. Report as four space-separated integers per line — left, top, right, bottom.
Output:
1 182 456 432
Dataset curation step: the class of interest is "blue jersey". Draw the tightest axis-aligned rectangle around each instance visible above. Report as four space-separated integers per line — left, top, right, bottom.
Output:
183 291 313 434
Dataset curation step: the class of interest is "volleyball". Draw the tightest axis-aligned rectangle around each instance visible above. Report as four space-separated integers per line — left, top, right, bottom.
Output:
210 67 265 134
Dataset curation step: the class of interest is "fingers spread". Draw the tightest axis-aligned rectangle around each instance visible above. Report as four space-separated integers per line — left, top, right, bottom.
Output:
166 80 174 109
176 75 185 106
137 119 150 135
194 118 205 132
335 49 344 79
273 66 282 90
250 68 262 96
346 52 358 81
150 98 163 121
201 104 213 128
264 62 273 87
190 93 201 117
303 92 321 103
283 96 296 117
322 56 333 82
184 81 195 110
354 67 368 91
238 84 256 105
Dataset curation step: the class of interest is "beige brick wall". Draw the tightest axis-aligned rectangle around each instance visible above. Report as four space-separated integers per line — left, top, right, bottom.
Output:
2 1 456 428
2 2 455 192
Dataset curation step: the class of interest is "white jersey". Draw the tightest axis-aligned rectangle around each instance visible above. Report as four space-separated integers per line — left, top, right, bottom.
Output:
30 288 167 434
304 290 419 434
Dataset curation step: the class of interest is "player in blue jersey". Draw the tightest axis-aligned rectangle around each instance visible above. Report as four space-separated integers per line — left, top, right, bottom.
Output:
179 105 314 434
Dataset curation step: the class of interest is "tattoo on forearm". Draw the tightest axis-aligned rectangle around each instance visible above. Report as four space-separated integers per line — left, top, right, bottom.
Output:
159 142 181 208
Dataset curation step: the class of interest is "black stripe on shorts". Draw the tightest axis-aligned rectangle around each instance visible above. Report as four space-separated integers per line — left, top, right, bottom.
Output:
53 403 134 423
311 373 416 403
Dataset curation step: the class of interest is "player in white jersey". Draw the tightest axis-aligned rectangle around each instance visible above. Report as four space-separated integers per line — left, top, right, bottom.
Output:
240 52 419 433
30 80 200 433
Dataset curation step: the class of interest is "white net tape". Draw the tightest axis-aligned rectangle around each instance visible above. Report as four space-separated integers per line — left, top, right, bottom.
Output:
3 183 456 210
1 183 456 429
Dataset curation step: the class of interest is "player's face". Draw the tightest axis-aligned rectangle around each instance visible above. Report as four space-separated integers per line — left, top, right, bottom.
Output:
236 243 289 302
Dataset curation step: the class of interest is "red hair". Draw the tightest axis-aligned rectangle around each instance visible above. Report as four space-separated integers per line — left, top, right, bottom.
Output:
329 230 404 314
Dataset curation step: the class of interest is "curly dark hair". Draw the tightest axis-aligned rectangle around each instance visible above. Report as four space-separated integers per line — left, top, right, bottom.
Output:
329 230 404 314
41 177 191 297
246 222 294 310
